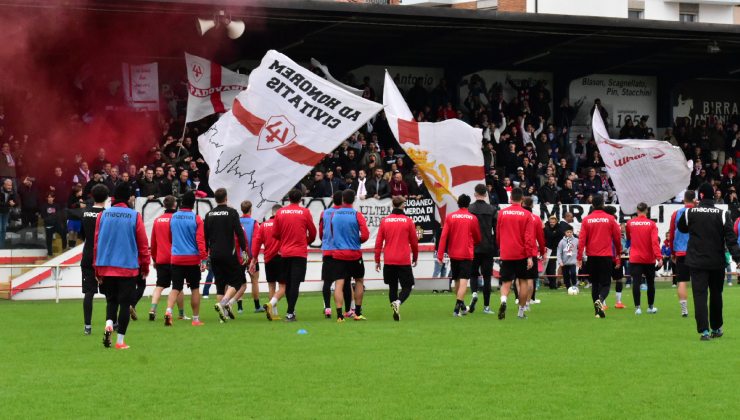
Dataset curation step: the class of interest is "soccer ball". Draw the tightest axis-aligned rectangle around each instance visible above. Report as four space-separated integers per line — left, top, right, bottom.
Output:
567 286 580 296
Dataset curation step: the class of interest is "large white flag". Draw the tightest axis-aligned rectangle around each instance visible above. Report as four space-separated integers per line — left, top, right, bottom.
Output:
199 50 383 221
383 71 485 221
185 53 249 123
122 62 159 111
592 108 690 214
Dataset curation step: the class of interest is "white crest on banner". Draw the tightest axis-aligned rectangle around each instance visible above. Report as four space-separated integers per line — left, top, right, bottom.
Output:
383 71 486 221
592 108 691 214
184 52 249 123
121 62 159 111
198 50 383 221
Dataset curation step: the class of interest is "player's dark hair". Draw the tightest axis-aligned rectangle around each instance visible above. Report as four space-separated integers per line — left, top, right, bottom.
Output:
214 188 227 204
510 188 524 202
591 194 604 209
604 206 617 215
271 204 281 214
342 189 356 205
288 188 303 204
636 202 648 213
522 196 533 209
91 184 109 203
162 195 176 210
392 196 405 208
241 200 253 214
457 194 471 208
181 191 196 208
332 191 343 206
474 183 486 196
684 190 695 202
113 183 131 202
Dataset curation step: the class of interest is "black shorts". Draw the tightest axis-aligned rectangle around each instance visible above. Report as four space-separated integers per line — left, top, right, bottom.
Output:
332 258 365 281
171 265 201 291
675 256 690 282
449 259 473 281
282 256 308 284
212 256 246 295
499 259 528 282
524 258 538 280
321 255 336 282
383 264 414 288
265 256 283 283
81 266 97 294
612 262 624 281
155 264 172 288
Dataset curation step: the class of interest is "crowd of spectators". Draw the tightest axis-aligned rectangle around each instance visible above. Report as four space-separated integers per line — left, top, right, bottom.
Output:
0 70 739 253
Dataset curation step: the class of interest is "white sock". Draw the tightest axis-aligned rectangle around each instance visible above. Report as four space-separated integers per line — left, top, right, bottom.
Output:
273 306 278 315
517 306 524 316
395 299 401 306
351 301 356 310
472 292 478 298
500 295 507 304
220 298 230 306
166 307 172 314
117 334 125 345
616 292 622 303
193 315 199 321
105 319 113 328
229 298 237 305
85 324 91 329
270 297 278 306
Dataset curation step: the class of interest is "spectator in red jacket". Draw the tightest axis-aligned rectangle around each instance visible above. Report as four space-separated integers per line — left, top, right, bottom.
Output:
577 194 622 318
375 196 419 321
626 202 662 315
389 171 409 198
495 188 536 319
438 194 481 317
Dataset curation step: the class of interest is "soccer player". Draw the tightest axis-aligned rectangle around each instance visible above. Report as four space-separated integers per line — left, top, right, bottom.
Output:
468 184 496 314
273 189 317 322
331 189 370 322
148 195 186 321
495 188 534 319
79 184 108 335
236 200 263 314
252 204 284 320
204 188 247 323
668 190 695 317
94 183 150 349
677 183 740 340
319 192 341 318
603 206 625 309
375 196 419 321
165 191 207 326
626 202 662 315
438 194 481 317
577 194 622 318
522 196 545 308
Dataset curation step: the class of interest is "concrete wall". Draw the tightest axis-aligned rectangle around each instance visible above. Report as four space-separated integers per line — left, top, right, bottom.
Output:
644 0 680 20
531 0 628 18
699 3 735 23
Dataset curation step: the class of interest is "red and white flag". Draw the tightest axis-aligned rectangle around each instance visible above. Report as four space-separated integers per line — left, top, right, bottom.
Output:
185 53 248 123
198 50 382 221
383 71 485 221
592 108 691 214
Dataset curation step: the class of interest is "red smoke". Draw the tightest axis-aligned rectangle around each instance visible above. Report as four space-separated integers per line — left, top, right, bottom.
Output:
0 1 250 185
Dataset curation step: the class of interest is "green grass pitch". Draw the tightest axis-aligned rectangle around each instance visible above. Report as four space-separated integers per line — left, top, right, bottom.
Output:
2 284 740 418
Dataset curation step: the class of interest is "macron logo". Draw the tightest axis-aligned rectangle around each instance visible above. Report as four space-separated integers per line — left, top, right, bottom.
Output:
452 214 474 220
630 221 652 226
209 211 229 216
263 222 274 228
587 218 610 223
503 210 526 217
385 218 408 223
281 210 304 215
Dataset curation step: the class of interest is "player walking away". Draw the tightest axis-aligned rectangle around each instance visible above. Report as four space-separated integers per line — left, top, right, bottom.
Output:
438 194 482 317
626 202 662 315
319 192 351 318
165 192 207 327
148 195 186 322
577 194 621 319
677 183 740 341
556 225 578 290
331 189 370 322
273 189 317 322
522 197 545 308
235 200 263 314
375 197 419 321
468 184 496 314
252 204 284 320
79 184 108 335
93 183 150 349
204 188 247 323
603 206 625 310
669 190 695 317
495 188 534 319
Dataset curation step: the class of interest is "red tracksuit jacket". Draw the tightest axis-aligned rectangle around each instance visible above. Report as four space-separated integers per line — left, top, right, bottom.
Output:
374 210 419 266
252 217 279 263
273 203 317 258
496 203 536 260
150 210 174 265
528 210 546 258
438 208 481 261
577 209 622 262
668 204 693 257
626 214 661 264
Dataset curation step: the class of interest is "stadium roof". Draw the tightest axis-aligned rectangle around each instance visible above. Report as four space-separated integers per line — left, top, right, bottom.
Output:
5 0 740 82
